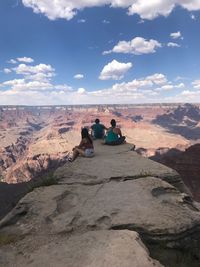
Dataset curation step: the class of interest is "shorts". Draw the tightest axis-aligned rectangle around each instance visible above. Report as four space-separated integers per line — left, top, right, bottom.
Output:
84 148 95 157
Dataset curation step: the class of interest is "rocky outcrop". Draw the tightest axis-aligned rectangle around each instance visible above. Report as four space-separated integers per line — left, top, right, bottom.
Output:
7 231 163 267
153 104 200 140
0 142 200 266
0 136 29 174
151 144 200 202
5 152 69 183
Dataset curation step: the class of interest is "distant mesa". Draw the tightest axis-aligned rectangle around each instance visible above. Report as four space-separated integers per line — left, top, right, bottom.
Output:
58 127 71 134
131 115 143 122
153 103 200 140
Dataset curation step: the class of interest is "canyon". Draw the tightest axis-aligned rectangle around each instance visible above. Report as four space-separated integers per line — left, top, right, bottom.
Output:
0 103 200 217
0 104 200 266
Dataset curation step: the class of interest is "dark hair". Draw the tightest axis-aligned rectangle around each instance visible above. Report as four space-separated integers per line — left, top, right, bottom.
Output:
95 118 100 124
110 119 116 127
81 128 93 144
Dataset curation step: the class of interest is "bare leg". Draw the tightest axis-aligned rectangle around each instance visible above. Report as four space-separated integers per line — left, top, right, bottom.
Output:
71 148 85 161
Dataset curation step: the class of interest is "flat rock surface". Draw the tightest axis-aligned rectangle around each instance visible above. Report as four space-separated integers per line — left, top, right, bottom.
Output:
0 141 200 267
5 231 163 267
55 141 179 184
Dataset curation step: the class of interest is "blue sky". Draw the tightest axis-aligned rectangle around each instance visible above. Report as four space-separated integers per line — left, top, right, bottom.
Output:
0 0 200 105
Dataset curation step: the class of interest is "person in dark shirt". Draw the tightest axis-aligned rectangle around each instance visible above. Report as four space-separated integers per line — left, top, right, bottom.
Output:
91 118 107 139
68 128 94 162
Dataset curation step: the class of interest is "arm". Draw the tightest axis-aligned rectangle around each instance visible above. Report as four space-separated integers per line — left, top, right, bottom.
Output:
103 125 108 130
118 128 122 137
78 139 85 149
113 127 122 137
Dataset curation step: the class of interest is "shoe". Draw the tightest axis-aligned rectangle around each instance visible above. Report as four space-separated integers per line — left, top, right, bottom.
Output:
131 145 136 151
68 157 73 162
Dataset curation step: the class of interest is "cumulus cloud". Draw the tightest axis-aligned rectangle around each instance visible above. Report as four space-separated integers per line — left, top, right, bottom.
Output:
161 84 174 91
77 19 86 23
17 57 34 63
22 0 200 20
3 68 12 74
74 74 84 79
167 42 181 47
146 73 168 85
14 63 55 81
180 90 200 99
170 31 182 39
192 80 200 89
77 88 86 94
103 37 161 55
7 59 17 64
155 82 184 92
102 19 110 24
3 79 53 91
0 60 68 95
0 66 198 104
99 60 132 80
175 82 185 88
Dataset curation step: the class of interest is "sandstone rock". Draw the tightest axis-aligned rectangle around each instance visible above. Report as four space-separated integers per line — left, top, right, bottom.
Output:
55 142 189 195
0 137 199 266
151 144 200 201
9 231 163 267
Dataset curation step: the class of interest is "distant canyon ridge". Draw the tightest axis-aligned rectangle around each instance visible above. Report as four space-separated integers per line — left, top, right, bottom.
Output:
0 103 200 212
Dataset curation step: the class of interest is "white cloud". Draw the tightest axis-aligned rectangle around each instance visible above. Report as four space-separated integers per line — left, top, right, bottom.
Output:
102 19 110 23
1 65 199 104
170 31 182 39
146 73 167 85
155 83 185 91
3 68 12 74
14 63 55 81
192 80 200 89
128 1 200 20
99 60 132 80
161 84 174 91
167 42 181 47
17 57 34 63
7 59 17 64
103 37 161 55
77 19 86 23
77 88 86 94
2 79 53 91
22 0 200 20
175 82 185 88
181 90 200 98
74 74 84 79
0 60 67 94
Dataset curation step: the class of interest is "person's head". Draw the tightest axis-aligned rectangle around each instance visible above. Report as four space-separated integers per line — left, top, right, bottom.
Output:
95 118 100 124
110 119 116 127
81 127 92 143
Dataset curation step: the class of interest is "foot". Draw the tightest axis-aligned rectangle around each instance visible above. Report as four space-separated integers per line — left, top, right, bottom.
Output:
131 145 136 151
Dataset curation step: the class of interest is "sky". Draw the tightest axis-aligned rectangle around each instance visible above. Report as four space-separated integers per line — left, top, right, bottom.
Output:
0 0 200 105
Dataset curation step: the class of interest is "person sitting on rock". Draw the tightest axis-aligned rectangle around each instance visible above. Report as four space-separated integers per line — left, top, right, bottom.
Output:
91 118 107 139
68 127 94 162
104 119 126 145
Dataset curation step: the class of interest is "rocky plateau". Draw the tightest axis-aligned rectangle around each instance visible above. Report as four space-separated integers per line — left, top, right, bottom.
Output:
0 142 200 267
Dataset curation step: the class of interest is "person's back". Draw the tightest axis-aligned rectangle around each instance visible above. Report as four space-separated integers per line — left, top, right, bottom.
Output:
105 127 119 143
91 119 106 139
105 119 126 145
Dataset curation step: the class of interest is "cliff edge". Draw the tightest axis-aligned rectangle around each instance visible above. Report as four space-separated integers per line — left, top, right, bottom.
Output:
0 141 200 267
